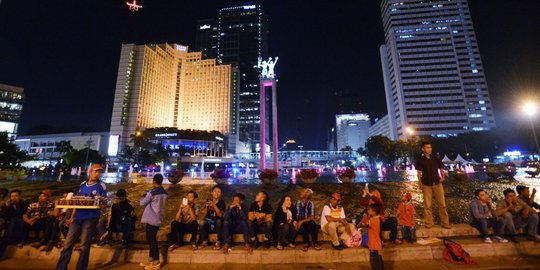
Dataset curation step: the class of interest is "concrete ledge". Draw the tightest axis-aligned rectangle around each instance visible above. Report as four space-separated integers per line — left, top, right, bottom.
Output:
4 238 540 265
131 223 488 243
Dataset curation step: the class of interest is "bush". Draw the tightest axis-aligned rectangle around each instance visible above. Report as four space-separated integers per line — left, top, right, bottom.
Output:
299 168 319 179
258 169 278 180
338 168 356 179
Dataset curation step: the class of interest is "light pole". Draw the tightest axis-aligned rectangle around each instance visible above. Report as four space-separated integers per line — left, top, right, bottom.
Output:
406 127 415 165
523 102 540 160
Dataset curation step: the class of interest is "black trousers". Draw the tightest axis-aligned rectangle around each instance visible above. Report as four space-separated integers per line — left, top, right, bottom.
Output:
170 220 198 245
295 220 318 245
146 224 159 262
370 250 384 270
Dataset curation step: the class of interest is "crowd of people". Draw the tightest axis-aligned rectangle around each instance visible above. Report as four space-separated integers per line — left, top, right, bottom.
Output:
1 143 540 270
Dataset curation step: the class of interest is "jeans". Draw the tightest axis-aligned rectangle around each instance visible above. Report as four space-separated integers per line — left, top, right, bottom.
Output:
146 224 160 263
370 250 384 270
248 220 272 241
5 217 23 243
223 220 250 244
170 220 197 245
470 217 504 238
22 217 54 243
401 226 417 242
56 218 98 270
381 217 398 242
508 212 539 237
277 223 296 244
295 220 318 245
422 183 450 227
98 219 133 245
198 218 223 243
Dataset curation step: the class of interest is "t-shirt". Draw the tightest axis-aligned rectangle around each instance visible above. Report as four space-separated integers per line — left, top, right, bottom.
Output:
25 201 54 220
249 202 273 217
74 180 107 220
496 198 531 217
368 216 382 251
415 154 444 186
205 199 226 220
397 202 415 227
179 204 200 224
320 204 345 228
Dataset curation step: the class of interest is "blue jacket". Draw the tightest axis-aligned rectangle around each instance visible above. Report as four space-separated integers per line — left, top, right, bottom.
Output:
468 198 495 223
140 186 168 227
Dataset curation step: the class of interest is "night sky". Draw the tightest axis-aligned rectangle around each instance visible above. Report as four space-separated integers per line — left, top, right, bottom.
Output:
1 0 539 150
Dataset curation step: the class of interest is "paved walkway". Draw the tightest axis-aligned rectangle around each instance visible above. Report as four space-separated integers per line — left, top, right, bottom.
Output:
1 256 540 270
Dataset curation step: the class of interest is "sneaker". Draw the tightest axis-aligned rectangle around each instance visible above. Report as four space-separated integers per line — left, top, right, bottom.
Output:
168 244 179 251
392 239 402 245
199 241 208 249
483 237 493 243
139 261 152 267
213 242 222 250
144 262 161 270
313 243 322 251
493 236 508 243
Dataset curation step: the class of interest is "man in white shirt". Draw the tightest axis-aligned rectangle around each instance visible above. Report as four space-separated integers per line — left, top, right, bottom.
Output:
321 193 353 250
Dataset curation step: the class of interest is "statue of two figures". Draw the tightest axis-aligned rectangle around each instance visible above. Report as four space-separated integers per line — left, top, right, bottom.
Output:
257 56 279 79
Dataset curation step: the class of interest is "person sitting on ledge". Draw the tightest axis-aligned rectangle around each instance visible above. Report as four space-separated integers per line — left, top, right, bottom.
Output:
396 192 416 243
21 189 55 249
169 190 200 251
516 185 540 235
321 192 354 250
248 191 273 249
294 188 321 251
222 193 251 254
0 190 28 244
468 189 508 243
273 195 297 250
97 189 134 249
496 188 540 242
198 185 226 250
359 184 401 245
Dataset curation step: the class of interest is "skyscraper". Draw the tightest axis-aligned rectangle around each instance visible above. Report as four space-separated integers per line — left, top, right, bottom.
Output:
380 0 495 139
335 114 371 151
194 19 218 59
109 43 232 150
217 2 268 145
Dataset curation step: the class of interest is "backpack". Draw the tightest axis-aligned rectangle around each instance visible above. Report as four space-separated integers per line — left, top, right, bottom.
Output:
443 239 476 265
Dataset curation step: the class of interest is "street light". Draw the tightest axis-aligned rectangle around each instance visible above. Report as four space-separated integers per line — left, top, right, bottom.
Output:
405 127 415 165
523 102 540 160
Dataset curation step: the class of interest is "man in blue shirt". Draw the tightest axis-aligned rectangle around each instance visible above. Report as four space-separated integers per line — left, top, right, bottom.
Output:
57 164 107 270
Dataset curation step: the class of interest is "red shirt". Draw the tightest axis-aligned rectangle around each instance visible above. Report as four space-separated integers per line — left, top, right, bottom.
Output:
397 202 415 227
368 216 382 251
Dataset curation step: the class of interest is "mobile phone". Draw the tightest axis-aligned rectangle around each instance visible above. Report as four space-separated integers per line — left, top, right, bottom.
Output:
182 198 188 205
365 183 369 188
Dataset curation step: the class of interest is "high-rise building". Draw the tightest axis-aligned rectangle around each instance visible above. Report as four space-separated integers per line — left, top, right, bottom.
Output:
0 83 24 138
380 0 495 139
195 19 218 59
335 114 371 151
369 115 392 139
218 2 268 144
109 43 232 152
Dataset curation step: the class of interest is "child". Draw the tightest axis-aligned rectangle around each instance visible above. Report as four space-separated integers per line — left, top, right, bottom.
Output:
396 192 416 243
367 203 384 270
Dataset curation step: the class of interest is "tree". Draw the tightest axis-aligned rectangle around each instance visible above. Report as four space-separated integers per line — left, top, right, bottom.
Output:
340 145 353 151
365 135 397 166
0 132 31 169
63 148 105 167
57 140 74 158
119 145 134 164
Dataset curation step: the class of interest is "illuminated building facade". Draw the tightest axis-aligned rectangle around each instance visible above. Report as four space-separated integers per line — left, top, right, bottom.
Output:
0 83 24 138
335 114 371 151
218 2 268 144
380 0 495 139
109 43 232 155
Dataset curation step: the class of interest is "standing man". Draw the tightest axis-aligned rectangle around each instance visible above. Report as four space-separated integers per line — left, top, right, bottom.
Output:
56 164 107 270
139 174 168 270
415 142 451 229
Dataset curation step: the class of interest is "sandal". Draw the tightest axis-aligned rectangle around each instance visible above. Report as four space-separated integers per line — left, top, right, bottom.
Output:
313 243 322 250
199 241 208 248
191 243 198 250
222 244 231 254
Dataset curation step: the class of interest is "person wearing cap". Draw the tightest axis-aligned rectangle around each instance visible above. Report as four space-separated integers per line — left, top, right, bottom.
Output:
294 188 321 251
321 192 354 250
57 164 107 270
139 173 168 270
20 189 54 248
96 189 134 248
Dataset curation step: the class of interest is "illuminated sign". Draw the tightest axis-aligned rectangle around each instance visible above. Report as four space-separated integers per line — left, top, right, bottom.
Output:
347 123 358 127
0 121 16 133
243 5 256 9
503 151 521 157
176 45 188 52
108 135 119 156
155 133 178 138
199 25 211 30
215 136 224 141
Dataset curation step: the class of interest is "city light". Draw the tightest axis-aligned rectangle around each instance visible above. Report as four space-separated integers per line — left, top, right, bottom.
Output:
523 102 538 117
406 127 414 135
